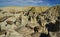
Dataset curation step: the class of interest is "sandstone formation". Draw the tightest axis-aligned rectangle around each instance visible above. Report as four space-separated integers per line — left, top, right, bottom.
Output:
0 5 60 37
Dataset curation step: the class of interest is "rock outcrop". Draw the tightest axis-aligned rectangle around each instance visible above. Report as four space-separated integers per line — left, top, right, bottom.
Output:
0 5 60 37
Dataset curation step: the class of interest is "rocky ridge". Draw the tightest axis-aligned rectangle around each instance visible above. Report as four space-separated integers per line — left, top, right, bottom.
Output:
0 5 60 37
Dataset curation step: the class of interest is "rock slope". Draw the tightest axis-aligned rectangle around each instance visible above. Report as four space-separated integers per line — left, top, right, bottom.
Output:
0 5 60 37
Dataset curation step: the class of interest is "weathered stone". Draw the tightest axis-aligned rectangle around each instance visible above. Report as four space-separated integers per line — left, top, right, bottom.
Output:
0 5 60 37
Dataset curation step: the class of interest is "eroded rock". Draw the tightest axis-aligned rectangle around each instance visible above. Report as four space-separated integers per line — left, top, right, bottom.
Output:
0 5 60 37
